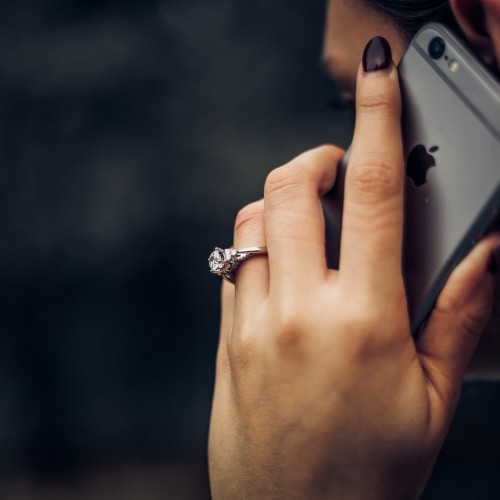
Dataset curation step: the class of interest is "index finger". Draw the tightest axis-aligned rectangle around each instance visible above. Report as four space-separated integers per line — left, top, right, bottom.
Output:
339 37 405 293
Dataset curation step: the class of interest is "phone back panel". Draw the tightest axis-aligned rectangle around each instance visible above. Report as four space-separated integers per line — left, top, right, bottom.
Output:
401 23 500 332
323 23 500 335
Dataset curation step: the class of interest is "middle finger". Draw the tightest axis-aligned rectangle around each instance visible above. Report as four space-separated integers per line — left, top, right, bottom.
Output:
264 145 344 294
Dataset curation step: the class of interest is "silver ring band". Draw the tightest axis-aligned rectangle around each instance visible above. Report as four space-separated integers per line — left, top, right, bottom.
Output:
208 246 268 283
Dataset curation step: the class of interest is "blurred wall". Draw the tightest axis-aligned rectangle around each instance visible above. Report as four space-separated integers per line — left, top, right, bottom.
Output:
0 0 353 495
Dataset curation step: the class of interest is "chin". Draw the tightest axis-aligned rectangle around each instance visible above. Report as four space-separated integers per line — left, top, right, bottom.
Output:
341 91 355 104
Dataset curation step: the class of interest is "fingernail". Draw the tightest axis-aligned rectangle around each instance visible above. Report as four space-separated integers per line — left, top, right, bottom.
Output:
362 36 392 73
488 244 500 274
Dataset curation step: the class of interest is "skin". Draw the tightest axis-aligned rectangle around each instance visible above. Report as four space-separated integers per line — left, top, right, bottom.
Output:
209 0 500 498
322 0 406 102
322 0 500 376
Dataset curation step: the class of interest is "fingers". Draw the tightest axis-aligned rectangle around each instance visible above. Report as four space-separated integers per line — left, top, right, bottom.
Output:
417 234 500 409
264 145 344 293
216 279 235 376
233 199 268 308
220 278 236 345
230 142 343 319
215 199 267 359
340 38 404 294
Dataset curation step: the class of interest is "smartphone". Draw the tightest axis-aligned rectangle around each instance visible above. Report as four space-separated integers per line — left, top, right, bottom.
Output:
322 23 500 336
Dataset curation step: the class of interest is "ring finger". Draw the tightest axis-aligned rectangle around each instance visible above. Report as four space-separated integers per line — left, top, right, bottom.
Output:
233 199 269 310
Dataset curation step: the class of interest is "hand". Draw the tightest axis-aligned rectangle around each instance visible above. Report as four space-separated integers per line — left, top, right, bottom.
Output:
208 40 500 499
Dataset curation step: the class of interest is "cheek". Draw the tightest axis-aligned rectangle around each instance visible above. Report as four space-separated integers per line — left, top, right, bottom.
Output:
322 5 367 93
322 25 368 94
321 46 360 95
323 0 407 89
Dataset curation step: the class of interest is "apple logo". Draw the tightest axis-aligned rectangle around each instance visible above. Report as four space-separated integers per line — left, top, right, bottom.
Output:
406 145 439 187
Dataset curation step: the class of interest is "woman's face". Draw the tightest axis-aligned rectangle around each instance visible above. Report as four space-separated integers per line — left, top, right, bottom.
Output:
322 0 407 102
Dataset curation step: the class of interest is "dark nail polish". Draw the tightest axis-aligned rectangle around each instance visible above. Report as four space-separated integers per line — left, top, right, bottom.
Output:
488 244 500 274
362 36 392 73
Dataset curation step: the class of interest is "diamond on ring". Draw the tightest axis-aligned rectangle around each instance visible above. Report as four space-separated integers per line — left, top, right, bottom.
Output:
208 247 234 274
208 246 267 283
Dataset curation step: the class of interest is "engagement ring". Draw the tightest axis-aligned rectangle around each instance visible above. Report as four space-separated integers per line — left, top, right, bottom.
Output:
208 246 268 283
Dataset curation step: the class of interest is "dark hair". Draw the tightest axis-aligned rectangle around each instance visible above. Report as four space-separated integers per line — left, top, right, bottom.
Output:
365 0 462 42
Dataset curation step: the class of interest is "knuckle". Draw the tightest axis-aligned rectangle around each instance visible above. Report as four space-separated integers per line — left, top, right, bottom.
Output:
356 91 398 117
316 143 345 159
347 309 381 336
461 303 494 339
337 299 404 355
215 341 232 378
348 160 399 198
437 286 495 337
234 201 264 234
275 323 303 352
434 293 458 315
264 163 309 200
272 303 308 352
228 328 258 370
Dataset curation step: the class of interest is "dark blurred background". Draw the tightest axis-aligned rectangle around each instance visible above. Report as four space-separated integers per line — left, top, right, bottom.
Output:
0 0 353 497
3 1 500 499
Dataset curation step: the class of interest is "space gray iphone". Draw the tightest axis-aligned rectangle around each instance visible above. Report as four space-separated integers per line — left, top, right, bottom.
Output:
322 23 500 336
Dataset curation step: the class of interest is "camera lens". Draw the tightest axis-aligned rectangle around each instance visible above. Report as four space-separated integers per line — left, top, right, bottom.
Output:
428 37 445 59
